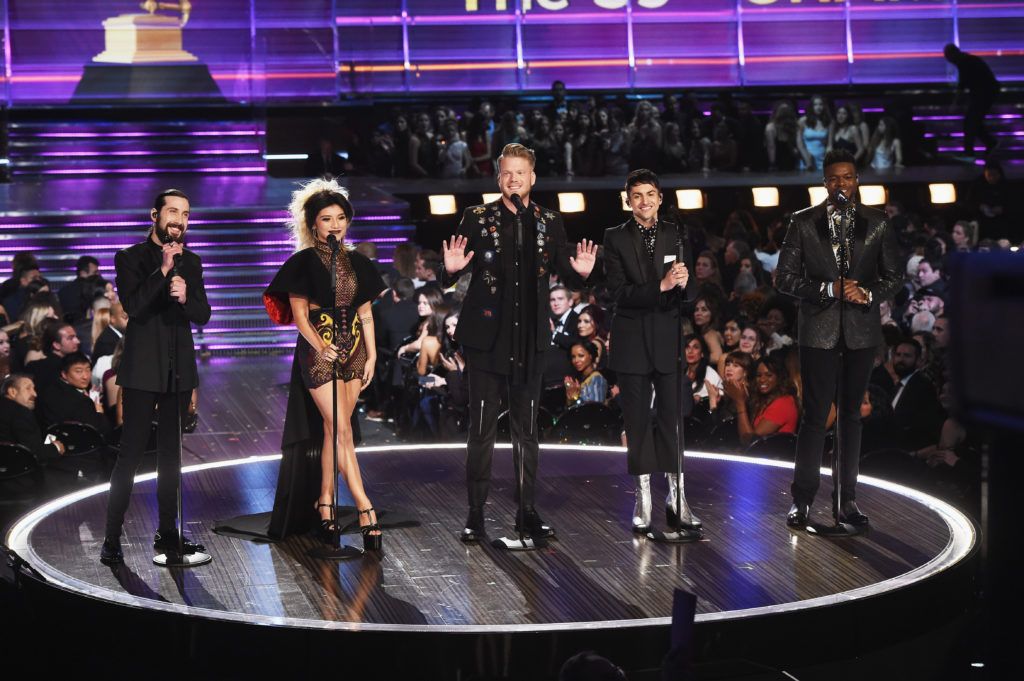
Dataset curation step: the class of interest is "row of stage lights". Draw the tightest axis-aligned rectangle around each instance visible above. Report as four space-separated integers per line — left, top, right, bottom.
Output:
427 183 958 216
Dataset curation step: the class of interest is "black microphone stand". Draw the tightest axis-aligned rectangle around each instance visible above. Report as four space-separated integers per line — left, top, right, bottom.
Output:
310 235 363 560
650 224 702 544
808 194 860 538
494 194 538 551
154 252 212 567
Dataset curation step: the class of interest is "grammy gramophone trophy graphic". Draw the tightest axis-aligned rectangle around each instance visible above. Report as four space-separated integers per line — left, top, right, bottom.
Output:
73 1 222 100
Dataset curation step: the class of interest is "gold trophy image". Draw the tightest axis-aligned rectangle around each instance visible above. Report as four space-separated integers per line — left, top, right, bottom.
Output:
93 1 197 64
74 1 221 101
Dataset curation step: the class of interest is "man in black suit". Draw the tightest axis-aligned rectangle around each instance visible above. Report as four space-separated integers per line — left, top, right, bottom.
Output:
100 189 211 566
57 255 100 324
0 373 64 463
889 338 945 452
442 142 597 542
542 284 580 392
603 169 699 536
25 320 82 393
776 149 904 530
369 277 420 420
36 352 111 440
91 300 127 362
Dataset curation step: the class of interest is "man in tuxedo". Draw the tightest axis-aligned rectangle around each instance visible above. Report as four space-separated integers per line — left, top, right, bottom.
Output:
92 301 127 363
542 285 580 391
100 189 211 566
0 373 64 463
889 338 945 452
25 320 82 393
442 143 597 542
369 277 420 421
603 168 700 537
37 351 112 440
57 255 100 324
776 149 904 530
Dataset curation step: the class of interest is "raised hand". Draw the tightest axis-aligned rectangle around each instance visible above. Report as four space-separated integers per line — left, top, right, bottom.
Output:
569 239 598 279
442 234 475 274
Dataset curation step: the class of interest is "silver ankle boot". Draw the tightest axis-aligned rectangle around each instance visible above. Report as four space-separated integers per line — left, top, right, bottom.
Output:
632 474 652 532
665 473 702 529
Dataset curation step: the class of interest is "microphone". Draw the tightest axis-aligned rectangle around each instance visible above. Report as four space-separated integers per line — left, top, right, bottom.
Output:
833 188 850 208
326 234 339 253
172 253 182 275
510 193 525 215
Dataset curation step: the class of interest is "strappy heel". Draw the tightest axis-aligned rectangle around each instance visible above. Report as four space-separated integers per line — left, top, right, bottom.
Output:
315 502 335 544
358 507 383 552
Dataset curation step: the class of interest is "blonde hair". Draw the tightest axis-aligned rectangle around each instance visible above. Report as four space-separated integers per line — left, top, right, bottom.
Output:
91 307 111 348
497 142 536 168
287 177 353 251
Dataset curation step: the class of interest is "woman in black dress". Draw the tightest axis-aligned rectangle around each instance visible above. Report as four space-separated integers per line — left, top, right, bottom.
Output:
263 179 386 550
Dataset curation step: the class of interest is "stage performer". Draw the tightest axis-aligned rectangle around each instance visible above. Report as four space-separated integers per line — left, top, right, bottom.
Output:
775 149 902 530
603 169 701 535
260 178 386 550
100 189 211 566
442 143 597 542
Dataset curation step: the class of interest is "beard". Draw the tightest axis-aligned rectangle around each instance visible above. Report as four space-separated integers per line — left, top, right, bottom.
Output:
893 363 916 378
154 219 185 244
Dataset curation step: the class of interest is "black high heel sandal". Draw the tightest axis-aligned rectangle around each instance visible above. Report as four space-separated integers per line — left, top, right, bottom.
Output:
358 507 383 551
315 502 336 544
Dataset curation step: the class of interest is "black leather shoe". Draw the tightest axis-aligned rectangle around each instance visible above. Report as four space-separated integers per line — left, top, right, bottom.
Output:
153 530 206 555
461 508 484 543
100 537 123 566
786 503 810 528
514 508 555 538
838 501 869 527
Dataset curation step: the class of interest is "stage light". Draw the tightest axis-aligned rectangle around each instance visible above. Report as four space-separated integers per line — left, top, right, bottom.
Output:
929 183 956 204
859 185 886 206
428 195 457 216
808 186 828 205
752 187 779 208
675 189 704 210
620 191 630 211
558 192 585 213
262 153 308 161
482 192 501 204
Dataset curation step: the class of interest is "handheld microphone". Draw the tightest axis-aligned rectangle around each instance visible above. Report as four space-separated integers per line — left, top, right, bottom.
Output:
510 193 525 215
327 234 339 253
834 188 850 207
172 253 182 275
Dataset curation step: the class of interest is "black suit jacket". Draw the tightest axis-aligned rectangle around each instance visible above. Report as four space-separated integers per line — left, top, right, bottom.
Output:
0 398 60 463
892 372 945 451
775 202 904 350
444 200 586 353
115 239 211 393
37 380 112 439
92 326 122 361
376 297 420 352
603 219 693 375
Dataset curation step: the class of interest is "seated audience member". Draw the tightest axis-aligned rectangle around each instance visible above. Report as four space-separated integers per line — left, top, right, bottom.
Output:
0 373 65 462
413 249 441 288
887 339 944 452
25 319 82 393
101 340 125 427
910 310 936 334
0 252 40 303
757 302 794 352
564 341 608 407
0 328 11 379
76 293 112 358
720 316 743 358
684 334 723 404
692 296 725 365
57 256 101 324
92 301 127 364
951 219 978 253
714 350 753 418
397 285 446 359
910 382 981 507
576 304 608 367
36 352 111 440
693 250 724 294
545 285 581 389
9 296 59 372
423 311 469 440
736 322 767 363
1 261 43 323
726 354 799 446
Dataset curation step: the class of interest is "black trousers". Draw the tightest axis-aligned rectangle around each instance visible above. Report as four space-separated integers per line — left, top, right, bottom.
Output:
791 343 875 506
104 387 190 539
466 363 542 511
964 93 996 155
618 369 689 475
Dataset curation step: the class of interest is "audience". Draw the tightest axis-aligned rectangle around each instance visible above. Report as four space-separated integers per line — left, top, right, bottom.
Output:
0 373 65 462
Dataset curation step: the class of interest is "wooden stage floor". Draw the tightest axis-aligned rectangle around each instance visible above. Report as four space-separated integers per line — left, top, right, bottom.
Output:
7 444 974 632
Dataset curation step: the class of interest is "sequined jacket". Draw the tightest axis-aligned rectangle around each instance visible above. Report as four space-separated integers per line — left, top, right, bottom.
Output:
775 202 904 350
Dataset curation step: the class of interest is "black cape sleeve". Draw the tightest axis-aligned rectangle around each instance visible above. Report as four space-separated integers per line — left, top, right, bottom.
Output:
263 250 316 325
350 250 387 308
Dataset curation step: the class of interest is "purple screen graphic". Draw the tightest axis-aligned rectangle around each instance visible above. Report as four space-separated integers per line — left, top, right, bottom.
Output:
338 0 1024 93
1 0 1022 104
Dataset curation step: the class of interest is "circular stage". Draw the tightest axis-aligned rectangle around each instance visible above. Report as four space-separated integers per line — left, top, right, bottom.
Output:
5 444 977 676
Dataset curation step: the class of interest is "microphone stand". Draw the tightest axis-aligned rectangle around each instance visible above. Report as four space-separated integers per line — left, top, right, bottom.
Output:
154 252 212 567
808 195 860 538
310 236 363 560
494 195 537 551
650 224 702 544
